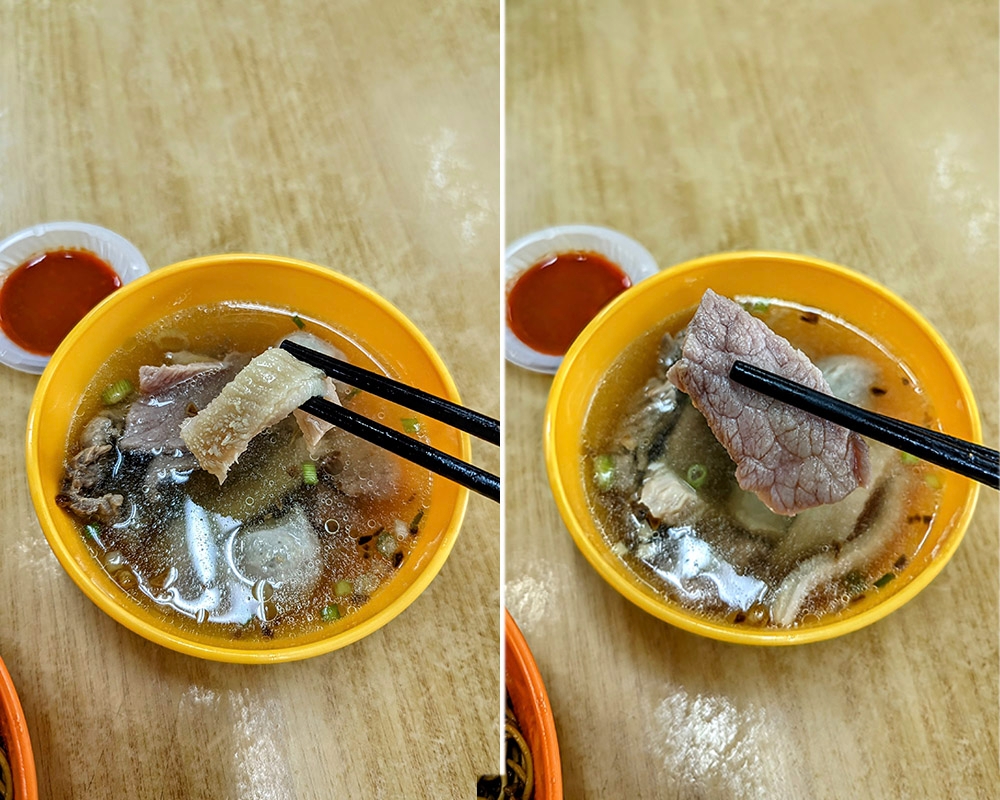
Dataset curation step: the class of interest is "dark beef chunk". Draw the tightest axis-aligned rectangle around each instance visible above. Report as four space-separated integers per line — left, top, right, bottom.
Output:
118 352 250 454
56 491 123 522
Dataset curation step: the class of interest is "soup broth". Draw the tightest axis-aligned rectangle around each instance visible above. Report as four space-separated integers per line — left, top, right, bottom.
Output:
62 302 431 641
582 297 943 628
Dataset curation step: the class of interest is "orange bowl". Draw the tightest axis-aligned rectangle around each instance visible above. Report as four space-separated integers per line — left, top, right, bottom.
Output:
505 611 562 799
545 251 981 644
26 254 470 662
0 655 37 799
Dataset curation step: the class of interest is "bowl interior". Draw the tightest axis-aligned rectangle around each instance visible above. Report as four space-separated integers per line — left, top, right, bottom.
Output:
0 656 37 800
545 251 981 645
27 254 469 662
505 611 562 800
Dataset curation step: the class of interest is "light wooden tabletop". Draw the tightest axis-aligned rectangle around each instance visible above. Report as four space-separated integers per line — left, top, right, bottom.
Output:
0 1 499 797
506 2 998 798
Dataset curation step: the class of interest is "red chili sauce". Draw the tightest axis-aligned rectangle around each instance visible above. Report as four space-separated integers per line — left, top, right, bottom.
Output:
507 250 631 356
0 249 121 355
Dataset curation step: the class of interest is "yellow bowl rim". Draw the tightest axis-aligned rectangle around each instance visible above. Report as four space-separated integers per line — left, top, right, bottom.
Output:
26 253 470 663
545 250 982 645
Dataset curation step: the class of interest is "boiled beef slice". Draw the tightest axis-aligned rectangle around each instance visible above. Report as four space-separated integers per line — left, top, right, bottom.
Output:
666 290 870 515
119 353 250 454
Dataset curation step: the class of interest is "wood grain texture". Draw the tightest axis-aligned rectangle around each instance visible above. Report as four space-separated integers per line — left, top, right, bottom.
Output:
506 1 998 798
0 1 499 797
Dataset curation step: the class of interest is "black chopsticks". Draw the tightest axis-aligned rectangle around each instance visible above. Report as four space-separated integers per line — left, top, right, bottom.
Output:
730 360 999 490
282 340 499 445
281 340 500 502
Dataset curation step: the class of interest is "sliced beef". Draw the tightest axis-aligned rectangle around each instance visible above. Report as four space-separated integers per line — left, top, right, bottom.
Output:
666 290 870 515
80 414 119 450
56 491 123 522
65 444 113 492
138 361 225 396
59 413 125 523
119 352 250 455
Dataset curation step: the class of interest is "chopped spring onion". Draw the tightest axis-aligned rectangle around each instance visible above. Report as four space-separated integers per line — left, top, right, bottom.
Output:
343 387 362 401
101 379 133 405
593 454 615 491
84 523 100 539
321 604 341 621
302 462 318 485
409 508 424 534
874 572 896 589
686 463 708 490
900 451 921 465
292 314 306 329
377 531 396 557
334 580 352 596
401 417 420 435
749 300 770 314
924 473 941 489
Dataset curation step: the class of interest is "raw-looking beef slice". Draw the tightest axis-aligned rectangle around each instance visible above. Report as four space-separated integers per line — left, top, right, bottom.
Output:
665 289 870 515
119 353 251 454
138 360 226 396
180 347 327 484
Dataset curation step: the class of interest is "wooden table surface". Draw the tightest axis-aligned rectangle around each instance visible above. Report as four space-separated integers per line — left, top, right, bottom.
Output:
506 2 998 798
0 1 499 797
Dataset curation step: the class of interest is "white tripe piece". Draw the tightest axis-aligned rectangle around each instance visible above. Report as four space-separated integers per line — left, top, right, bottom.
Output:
180 347 327 483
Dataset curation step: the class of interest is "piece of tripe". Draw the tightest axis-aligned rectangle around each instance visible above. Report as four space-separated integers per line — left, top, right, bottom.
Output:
180 348 327 483
666 289 870 515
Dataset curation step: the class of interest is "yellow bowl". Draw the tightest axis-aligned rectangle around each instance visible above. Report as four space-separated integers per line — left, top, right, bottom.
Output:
26 254 470 662
545 251 981 645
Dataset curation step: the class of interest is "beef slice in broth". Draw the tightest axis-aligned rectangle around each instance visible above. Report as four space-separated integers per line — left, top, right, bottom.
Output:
119 352 251 455
666 289 870 515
